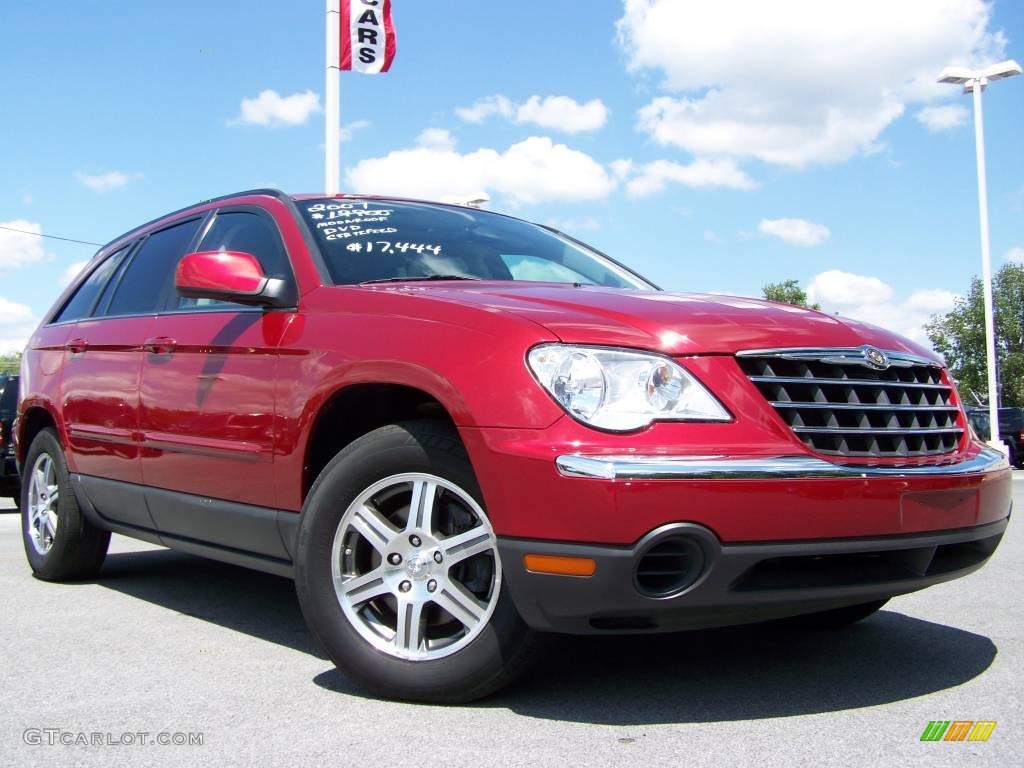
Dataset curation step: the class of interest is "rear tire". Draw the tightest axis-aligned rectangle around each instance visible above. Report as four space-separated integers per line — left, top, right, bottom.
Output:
295 420 541 703
783 599 890 630
21 428 110 581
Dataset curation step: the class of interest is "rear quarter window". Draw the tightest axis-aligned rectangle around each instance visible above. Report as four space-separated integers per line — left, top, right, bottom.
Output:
53 246 132 323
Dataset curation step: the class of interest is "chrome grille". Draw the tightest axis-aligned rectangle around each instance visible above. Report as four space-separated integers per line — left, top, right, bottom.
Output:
736 347 963 459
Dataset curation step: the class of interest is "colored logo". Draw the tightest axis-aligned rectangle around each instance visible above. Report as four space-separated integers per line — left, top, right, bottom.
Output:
920 721 997 742
862 346 890 370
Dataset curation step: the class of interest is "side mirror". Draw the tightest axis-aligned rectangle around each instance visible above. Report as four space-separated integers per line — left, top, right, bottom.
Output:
175 251 293 308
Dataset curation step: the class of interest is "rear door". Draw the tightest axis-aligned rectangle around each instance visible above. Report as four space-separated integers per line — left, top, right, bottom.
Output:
137 207 296 549
58 242 148 485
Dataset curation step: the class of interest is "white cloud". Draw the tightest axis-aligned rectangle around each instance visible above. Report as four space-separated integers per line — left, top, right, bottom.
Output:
808 269 957 344
916 103 969 132
610 159 634 180
232 89 321 127
515 96 608 133
60 260 90 288
625 158 756 196
415 127 457 151
75 170 141 192
618 0 1003 167
456 94 608 133
455 95 513 124
809 269 893 305
339 119 371 142
345 134 616 206
0 295 37 354
1005 246 1024 264
903 288 960 314
22 193 32 205
0 220 49 269
758 217 831 247
704 230 722 244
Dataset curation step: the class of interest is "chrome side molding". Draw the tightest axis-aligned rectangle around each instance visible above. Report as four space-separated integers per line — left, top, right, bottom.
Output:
555 448 1009 481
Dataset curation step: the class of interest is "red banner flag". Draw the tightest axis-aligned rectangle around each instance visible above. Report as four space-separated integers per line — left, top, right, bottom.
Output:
339 0 396 73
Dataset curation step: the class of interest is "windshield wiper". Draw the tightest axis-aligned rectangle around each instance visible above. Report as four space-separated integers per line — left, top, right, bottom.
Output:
359 275 482 285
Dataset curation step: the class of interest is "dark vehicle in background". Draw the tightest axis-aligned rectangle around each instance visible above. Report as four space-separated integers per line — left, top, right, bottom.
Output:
0 374 19 506
966 406 1024 467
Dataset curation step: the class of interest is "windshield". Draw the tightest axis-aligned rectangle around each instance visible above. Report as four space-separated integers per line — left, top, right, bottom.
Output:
297 199 654 289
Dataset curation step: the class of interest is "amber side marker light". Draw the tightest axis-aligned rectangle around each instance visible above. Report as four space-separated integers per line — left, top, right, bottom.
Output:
523 554 597 577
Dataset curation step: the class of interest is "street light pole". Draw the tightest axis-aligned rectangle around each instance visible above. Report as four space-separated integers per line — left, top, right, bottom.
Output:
970 77 1001 451
938 60 1022 454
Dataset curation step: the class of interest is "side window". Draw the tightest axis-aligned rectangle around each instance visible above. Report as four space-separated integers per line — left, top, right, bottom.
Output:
53 246 131 323
105 218 202 317
176 211 291 310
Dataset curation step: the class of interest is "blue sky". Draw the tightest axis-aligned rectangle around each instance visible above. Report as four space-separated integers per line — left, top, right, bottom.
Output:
1 0 1022 351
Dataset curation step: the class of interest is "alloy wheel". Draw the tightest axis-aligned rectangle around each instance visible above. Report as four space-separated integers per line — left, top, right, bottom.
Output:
331 472 501 661
27 453 59 555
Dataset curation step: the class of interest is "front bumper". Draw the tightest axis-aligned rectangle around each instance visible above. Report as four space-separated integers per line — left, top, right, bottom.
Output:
460 431 1013 634
499 518 1008 634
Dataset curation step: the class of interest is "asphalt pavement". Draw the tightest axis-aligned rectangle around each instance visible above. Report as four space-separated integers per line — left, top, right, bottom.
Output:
1 478 1022 767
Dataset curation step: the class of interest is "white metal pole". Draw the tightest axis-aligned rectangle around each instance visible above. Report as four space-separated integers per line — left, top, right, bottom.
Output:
325 0 340 195
971 77 1003 453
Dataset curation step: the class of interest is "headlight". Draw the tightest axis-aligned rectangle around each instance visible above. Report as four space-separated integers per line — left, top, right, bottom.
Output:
527 344 730 431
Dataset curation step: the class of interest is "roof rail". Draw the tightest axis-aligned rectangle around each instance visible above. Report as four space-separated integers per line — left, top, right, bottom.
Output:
98 188 290 253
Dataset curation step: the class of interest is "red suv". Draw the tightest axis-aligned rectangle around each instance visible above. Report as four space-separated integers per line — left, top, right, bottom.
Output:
18 189 1011 702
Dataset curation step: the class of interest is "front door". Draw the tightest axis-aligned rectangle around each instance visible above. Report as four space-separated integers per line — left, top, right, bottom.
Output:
135 207 298 549
137 309 282 506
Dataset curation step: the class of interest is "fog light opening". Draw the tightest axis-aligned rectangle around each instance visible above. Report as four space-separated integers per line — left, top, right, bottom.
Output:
634 535 705 597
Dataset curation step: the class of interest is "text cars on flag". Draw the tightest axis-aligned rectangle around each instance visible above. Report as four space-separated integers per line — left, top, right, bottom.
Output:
339 0 396 73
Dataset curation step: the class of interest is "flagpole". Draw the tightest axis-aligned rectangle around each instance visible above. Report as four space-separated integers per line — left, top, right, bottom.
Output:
325 0 340 194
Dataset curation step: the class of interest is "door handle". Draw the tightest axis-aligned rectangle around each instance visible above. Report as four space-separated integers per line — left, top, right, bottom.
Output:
65 338 88 354
143 337 177 355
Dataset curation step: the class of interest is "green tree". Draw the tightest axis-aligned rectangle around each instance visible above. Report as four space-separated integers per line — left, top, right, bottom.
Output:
926 263 1024 408
762 279 821 310
0 352 21 377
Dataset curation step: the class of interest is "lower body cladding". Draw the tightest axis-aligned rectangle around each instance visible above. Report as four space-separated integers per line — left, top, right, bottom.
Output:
486 447 1013 634
499 519 1007 633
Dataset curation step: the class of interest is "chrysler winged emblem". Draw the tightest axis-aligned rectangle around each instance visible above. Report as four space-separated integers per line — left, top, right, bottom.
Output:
862 346 890 370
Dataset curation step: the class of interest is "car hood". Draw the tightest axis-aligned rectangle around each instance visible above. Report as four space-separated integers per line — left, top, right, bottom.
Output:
390 282 940 361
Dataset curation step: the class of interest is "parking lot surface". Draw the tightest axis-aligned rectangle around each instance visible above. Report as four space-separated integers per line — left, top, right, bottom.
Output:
1 478 1021 767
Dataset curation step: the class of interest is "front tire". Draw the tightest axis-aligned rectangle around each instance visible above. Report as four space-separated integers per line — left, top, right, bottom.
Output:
295 420 540 703
21 428 110 581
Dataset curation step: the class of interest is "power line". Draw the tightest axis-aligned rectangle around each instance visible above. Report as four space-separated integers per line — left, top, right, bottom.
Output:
0 225 102 247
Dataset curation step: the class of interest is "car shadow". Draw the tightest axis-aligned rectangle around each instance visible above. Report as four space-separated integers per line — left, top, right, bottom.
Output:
96 547 326 660
487 614 997 724
96 548 996 722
